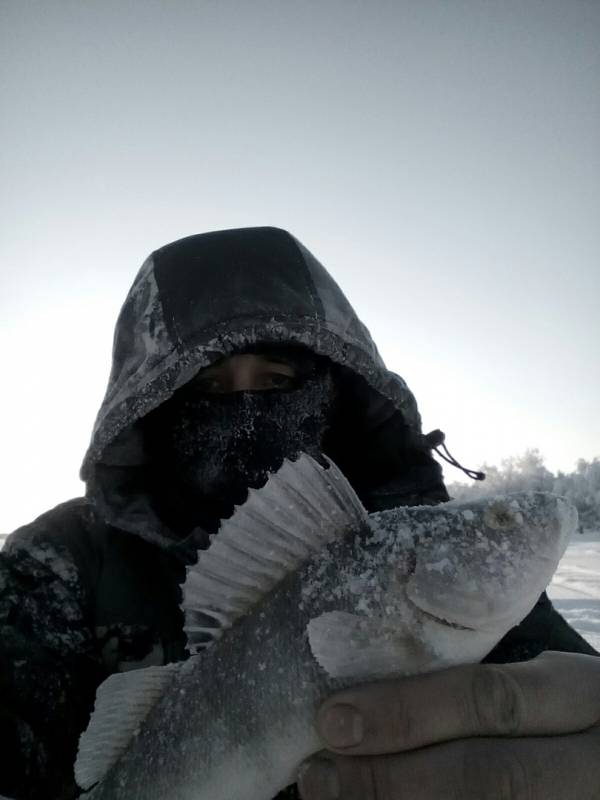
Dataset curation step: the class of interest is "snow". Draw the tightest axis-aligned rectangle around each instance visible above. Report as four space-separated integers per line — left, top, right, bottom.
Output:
547 530 600 652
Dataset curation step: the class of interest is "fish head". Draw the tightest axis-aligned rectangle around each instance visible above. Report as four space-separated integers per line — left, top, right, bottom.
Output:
405 492 576 636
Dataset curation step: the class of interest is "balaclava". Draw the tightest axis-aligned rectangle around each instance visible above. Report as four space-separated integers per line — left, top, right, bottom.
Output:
145 348 337 534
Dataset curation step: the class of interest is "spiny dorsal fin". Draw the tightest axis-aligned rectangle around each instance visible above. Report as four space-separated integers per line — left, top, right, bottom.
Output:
75 663 181 790
182 453 367 654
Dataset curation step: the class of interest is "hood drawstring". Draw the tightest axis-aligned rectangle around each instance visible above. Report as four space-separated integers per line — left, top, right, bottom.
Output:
425 429 486 482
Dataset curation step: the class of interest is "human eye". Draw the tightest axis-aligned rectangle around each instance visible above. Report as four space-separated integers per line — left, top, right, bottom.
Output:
188 375 226 394
262 372 295 390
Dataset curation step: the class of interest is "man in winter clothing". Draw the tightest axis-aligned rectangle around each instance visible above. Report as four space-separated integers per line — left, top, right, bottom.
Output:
1 227 598 800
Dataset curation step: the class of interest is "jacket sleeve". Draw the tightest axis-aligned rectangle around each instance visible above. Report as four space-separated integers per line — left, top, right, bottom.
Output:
0 508 105 800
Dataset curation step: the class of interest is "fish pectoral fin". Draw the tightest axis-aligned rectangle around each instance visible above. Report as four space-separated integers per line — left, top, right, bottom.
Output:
182 453 368 654
74 662 181 790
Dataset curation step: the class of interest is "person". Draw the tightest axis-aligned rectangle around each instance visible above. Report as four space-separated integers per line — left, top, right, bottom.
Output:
1 226 598 800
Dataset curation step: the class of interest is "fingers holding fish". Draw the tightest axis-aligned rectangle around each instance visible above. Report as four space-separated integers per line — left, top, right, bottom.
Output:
298 726 600 799
312 652 600 758
299 652 600 798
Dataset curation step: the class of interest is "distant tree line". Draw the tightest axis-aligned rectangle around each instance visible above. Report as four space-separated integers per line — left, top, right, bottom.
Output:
447 450 600 532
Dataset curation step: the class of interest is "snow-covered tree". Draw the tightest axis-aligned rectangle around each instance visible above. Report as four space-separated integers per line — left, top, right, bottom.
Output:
553 458 600 531
446 450 600 533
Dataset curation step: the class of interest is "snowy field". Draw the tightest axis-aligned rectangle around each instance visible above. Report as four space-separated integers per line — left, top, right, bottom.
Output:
547 530 600 652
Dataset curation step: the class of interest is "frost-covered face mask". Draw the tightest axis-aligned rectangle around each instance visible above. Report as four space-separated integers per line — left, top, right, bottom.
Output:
148 368 336 532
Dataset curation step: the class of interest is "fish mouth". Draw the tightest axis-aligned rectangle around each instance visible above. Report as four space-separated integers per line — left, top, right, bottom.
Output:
406 596 476 632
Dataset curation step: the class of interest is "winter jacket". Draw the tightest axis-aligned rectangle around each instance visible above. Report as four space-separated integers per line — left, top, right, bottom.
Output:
1 227 596 800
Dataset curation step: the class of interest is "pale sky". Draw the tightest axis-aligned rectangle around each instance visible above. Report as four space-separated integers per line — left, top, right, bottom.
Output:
1 0 599 533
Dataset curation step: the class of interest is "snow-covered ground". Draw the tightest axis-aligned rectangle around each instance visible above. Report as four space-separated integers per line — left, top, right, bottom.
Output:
548 530 600 652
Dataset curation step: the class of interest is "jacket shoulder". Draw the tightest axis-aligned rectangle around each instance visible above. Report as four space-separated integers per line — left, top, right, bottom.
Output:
484 591 599 663
3 497 108 595
7 497 94 541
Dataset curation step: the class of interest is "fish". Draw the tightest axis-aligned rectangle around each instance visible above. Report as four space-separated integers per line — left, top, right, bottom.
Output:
74 453 576 799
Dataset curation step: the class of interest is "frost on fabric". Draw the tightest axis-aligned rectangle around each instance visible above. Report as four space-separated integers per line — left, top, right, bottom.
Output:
0 533 101 800
103 257 173 413
82 278 424 553
165 372 335 504
1 536 89 649
85 316 420 485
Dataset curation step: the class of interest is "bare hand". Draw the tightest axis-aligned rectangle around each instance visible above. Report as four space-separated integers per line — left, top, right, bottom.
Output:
298 651 600 799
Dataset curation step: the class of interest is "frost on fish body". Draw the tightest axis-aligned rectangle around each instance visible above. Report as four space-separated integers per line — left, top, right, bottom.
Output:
76 456 575 800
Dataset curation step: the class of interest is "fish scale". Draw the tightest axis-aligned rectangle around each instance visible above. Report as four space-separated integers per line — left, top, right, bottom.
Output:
76 454 576 799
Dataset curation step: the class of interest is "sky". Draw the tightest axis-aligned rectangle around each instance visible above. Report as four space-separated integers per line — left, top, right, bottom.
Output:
1 0 599 533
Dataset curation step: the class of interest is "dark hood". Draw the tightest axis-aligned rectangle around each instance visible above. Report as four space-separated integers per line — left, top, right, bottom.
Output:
81 226 443 550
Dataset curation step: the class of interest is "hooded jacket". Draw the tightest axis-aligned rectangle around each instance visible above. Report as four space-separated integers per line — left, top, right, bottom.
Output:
1 227 596 800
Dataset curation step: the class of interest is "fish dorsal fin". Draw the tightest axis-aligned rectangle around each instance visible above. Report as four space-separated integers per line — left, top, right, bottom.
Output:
182 453 368 654
75 663 181 790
